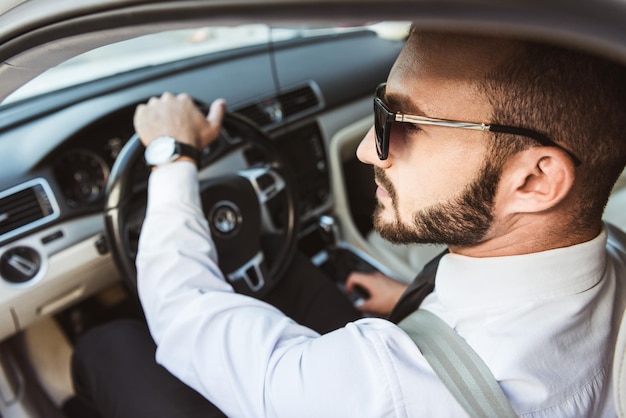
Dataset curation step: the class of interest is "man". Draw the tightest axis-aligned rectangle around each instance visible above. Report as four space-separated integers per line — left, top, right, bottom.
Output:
73 30 626 417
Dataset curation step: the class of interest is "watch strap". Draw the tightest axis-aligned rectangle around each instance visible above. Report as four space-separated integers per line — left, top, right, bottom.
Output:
175 141 201 168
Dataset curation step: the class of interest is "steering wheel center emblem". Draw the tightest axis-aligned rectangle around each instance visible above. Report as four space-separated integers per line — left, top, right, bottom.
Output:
210 201 242 236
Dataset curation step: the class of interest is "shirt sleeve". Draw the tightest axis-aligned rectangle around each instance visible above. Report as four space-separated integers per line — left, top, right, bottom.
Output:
135 162 417 418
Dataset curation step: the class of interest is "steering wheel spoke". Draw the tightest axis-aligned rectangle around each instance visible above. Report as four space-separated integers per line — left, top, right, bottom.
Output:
238 166 288 234
226 251 267 293
239 166 286 204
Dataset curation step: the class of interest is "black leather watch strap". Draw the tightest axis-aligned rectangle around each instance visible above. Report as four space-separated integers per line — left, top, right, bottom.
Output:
175 141 201 168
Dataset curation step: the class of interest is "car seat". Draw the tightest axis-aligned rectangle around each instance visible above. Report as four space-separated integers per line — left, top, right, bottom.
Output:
615 308 626 416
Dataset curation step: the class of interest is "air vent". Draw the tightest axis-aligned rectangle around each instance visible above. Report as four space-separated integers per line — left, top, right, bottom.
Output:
236 83 322 128
0 179 60 242
237 103 273 127
278 85 320 118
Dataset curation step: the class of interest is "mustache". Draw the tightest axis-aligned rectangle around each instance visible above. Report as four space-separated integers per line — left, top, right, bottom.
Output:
373 167 397 201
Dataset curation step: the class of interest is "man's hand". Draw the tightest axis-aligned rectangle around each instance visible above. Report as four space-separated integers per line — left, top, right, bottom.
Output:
345 271 408 316
134 92 226 150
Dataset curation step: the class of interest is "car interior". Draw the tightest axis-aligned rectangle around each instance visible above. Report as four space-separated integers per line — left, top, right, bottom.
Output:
1 2 626 417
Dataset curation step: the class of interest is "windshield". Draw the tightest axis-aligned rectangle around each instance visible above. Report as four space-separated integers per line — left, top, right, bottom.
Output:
3 22 409 105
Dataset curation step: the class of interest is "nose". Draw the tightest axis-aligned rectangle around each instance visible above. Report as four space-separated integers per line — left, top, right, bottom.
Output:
356 126 391 168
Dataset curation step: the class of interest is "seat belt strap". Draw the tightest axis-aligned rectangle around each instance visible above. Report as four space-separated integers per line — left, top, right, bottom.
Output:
398 309 518 418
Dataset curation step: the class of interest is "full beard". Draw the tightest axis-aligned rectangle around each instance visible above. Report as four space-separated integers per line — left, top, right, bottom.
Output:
373 160 501 247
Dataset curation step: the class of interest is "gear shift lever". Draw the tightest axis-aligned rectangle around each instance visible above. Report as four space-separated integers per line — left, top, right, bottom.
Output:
318 215 339 248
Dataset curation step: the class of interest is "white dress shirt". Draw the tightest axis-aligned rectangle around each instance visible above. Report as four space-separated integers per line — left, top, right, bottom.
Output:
137 162 626 418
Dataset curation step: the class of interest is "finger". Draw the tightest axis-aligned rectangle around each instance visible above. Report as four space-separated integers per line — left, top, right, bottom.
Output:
134 103 145 120
161 91 175 100
356 297 381 314
204 98 226 139
133 104 149 141
207 98 226 124
345 272 366 293
176 93 196 109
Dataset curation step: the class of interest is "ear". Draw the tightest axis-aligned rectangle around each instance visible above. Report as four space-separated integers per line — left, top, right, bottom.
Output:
497 147 576 215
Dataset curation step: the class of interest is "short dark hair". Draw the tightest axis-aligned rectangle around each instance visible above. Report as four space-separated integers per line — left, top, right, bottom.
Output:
482 40 626 225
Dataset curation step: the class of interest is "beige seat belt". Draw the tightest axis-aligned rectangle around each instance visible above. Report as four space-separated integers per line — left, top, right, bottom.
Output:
398 309 518 418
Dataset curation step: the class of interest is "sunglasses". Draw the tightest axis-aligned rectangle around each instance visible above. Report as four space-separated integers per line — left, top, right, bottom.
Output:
373 83 582 166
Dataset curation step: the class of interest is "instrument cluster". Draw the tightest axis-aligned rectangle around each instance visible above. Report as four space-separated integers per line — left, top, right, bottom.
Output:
53 147 112 208
51 110 135 210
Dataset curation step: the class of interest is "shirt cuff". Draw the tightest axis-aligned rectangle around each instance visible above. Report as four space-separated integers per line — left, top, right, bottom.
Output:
147 161 201 209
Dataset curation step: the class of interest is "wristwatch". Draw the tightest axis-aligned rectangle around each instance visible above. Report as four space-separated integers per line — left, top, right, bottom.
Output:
144 135 201 168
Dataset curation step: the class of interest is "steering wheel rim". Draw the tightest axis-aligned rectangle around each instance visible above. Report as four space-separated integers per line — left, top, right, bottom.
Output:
104 111 299 298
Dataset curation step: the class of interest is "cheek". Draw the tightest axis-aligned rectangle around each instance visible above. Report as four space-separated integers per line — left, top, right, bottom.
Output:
391 136 488 218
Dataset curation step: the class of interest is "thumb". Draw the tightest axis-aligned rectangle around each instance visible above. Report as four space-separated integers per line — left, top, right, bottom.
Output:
345 272 366 294
201 98 226 144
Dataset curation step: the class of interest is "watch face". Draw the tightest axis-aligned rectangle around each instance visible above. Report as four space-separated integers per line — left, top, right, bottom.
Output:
145 136 177 165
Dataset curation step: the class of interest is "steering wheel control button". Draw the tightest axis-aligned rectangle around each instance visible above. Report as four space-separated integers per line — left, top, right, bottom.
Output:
257 173 275 190
210 201 242 236
144 135 201 168
0 246 41 283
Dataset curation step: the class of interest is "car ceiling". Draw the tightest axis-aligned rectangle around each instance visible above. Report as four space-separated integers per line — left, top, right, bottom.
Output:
3 0 626 104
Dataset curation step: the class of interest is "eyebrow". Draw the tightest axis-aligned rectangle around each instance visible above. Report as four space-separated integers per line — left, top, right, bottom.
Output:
383 91 427 116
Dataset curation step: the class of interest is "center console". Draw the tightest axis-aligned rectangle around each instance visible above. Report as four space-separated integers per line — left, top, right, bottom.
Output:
274 121 380 304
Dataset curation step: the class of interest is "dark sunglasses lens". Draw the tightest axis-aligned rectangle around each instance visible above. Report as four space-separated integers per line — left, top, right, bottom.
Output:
374 100 387 159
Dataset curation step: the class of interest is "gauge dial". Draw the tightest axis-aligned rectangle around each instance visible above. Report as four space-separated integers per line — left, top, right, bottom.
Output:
55 149 110 208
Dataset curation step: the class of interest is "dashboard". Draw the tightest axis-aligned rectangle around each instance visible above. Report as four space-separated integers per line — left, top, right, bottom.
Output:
0 30 404 342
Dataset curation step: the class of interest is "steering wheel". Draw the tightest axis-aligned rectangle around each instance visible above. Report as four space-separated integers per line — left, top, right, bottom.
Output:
104 111 298 298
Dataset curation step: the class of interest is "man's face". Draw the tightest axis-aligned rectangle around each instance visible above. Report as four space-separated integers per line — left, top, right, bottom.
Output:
357 35 511 247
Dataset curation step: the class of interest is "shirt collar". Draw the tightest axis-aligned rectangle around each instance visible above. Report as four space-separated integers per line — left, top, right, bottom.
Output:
434 227 608 311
